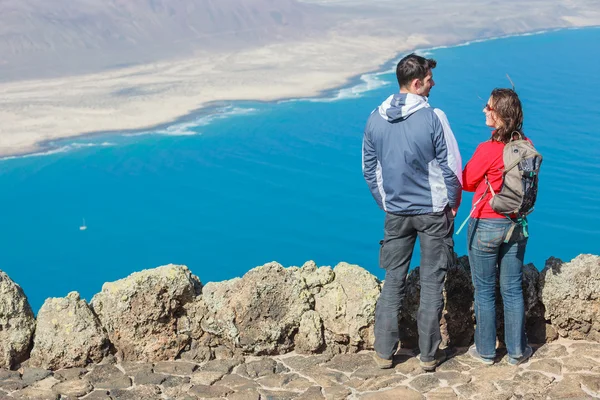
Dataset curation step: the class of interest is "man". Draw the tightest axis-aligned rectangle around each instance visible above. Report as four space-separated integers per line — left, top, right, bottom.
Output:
362 53 462 371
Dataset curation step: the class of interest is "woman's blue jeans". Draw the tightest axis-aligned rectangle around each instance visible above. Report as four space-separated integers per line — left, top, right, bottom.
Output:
467 218 528 360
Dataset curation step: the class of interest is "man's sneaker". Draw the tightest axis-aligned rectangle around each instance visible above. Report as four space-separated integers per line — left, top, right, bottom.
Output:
467 344 494 365
507 345 533 366
372 353 393 369
419 349 447 372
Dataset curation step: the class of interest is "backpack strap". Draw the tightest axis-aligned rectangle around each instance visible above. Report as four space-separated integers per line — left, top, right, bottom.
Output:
520 217 529 238
455 182 490 235
504 217 517 243
486 176 496 197
502 215 529 243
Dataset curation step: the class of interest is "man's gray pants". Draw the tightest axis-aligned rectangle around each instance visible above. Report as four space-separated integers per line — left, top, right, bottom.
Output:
374 208 455 363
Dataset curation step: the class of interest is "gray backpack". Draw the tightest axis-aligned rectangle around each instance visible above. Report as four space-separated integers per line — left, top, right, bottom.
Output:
456 133 542 238
488 134 542 217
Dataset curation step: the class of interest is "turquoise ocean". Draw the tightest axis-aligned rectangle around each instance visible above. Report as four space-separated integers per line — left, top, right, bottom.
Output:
1 28 599 312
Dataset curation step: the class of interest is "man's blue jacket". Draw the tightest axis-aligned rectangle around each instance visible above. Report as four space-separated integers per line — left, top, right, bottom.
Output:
362 93 462 215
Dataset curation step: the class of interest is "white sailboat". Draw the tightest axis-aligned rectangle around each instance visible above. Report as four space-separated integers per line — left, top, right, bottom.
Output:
79 218 87 231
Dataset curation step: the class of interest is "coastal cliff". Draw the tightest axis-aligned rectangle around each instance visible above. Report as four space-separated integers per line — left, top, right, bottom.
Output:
0 254 598 399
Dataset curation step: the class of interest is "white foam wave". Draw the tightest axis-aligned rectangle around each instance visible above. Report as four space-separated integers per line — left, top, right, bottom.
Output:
126 106 258 137
454 30 552 48
305 73 391 103
1 142 115 160
415 49 434 57
153 121 199 136
194 106 258 126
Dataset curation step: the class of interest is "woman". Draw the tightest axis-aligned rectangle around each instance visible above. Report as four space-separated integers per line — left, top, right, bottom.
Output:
462 88 532 366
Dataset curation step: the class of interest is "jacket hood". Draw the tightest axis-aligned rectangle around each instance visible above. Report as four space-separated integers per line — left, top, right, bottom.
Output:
378 93 430 121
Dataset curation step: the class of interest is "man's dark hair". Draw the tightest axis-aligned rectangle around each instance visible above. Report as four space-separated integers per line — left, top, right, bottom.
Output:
396 53 437 88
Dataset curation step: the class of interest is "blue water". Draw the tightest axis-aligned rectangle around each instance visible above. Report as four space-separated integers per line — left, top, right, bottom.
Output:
1 28 599 313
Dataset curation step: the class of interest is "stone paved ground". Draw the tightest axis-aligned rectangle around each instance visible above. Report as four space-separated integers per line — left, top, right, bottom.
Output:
0 339 599 399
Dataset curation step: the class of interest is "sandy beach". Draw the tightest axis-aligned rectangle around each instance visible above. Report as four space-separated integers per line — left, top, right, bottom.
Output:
1 0 599 158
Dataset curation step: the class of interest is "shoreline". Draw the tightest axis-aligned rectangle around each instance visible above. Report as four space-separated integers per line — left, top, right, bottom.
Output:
1 24 599 160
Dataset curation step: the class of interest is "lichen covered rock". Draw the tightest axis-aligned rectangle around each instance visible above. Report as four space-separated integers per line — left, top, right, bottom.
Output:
296 311 324 354
0 251 595 371
201 262 313 355
90 265 201 361
0 270 35 369
541 255 600 342
293 261 335 294
315 262 381 352
30 292 110 369
177 297 224 362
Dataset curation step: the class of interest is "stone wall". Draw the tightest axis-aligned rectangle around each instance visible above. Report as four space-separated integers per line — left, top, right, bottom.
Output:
0 254 598 371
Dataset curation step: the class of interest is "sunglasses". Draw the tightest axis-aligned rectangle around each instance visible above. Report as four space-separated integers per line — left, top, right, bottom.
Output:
484 104 495 112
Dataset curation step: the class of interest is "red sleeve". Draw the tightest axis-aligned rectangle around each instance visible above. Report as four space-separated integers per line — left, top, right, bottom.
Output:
462 143 491 192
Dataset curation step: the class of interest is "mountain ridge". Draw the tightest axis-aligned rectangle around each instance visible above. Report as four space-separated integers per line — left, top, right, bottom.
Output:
0 0 327 80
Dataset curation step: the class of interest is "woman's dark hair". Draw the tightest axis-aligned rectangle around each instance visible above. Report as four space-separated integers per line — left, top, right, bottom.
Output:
396 53 436 88
490 88 525 143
